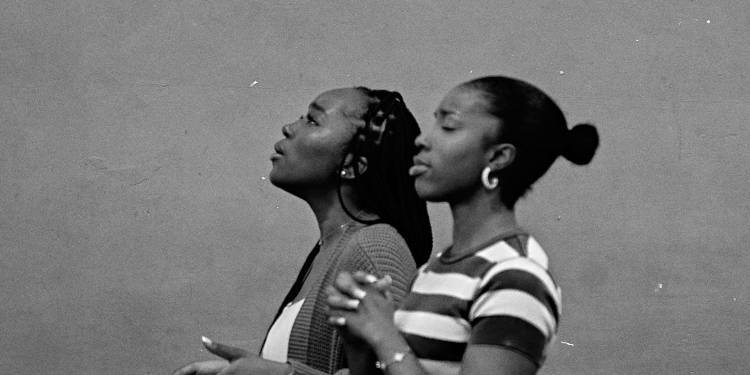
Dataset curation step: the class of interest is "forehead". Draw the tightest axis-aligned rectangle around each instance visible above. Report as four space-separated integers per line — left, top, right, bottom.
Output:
438 86 490 114
439 86 501 142
311 88 368 117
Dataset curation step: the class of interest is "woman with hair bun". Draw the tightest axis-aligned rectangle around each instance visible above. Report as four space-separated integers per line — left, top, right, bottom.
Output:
327 76 599 375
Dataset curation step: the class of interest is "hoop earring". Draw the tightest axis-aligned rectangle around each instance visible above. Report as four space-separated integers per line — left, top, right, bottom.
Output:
481 166 499 190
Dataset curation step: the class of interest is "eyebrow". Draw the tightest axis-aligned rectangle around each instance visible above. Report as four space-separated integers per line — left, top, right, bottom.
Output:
434 108 457 117
309 102 325 113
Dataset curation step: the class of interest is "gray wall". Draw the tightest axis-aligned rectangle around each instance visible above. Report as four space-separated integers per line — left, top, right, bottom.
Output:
1 1 748 374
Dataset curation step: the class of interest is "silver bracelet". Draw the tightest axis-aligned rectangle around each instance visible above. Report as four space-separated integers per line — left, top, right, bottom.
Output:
375 347 412 371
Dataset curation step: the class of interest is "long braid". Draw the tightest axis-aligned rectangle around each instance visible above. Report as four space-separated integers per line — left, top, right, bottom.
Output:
338 88 432 266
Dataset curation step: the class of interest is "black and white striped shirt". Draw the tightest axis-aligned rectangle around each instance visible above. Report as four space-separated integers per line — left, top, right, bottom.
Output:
394 233 561 374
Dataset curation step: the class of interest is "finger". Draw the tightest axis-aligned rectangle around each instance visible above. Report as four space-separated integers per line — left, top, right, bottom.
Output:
335 272 367 299
328 315 347 326
171 363 196 375
216 360 241 375
372 274 392 292
173 360 229 375
202 336 248 361
326 293 360 310
325 285 344 298
352 271 379 284
325 286 356 307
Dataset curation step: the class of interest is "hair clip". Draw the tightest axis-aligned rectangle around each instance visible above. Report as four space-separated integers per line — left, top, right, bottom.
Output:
368 95 401 146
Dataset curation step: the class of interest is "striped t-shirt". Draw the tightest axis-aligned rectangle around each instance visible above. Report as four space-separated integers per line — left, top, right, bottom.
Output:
393 233 561 374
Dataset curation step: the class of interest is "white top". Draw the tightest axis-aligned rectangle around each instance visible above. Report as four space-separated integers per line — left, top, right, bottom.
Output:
260 299 305 362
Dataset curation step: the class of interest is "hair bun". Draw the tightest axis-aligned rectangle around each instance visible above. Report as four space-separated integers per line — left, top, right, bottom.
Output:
562 123 599 165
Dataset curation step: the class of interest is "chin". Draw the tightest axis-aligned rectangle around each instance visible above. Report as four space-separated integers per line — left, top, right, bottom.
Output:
268 169 284 187
415 182 446 202
268 172 308 198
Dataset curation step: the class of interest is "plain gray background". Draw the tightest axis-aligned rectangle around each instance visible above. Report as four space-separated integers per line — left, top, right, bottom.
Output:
1 1 748 374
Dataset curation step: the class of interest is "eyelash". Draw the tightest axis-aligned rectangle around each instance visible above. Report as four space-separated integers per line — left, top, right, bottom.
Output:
300 115 317 125
436 116 455 131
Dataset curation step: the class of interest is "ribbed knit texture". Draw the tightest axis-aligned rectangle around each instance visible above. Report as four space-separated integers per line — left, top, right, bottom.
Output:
283 223 417 375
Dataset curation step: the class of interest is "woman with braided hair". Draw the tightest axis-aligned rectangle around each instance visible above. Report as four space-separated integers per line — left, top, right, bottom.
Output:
327 76 599 375
173 87 432 375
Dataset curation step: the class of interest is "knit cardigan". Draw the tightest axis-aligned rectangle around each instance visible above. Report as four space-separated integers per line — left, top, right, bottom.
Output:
281 223 417 375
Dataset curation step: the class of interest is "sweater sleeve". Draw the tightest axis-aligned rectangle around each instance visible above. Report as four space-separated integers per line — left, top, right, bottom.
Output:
286 224 418 375
339 224 417 307
288 358 337 375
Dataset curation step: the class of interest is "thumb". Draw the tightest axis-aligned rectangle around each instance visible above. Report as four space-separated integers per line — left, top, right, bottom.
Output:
202 336 248 361
373 274 392 292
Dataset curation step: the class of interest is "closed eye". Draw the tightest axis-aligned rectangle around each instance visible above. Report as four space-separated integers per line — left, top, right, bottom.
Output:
301 114 317 125
435 113 458 132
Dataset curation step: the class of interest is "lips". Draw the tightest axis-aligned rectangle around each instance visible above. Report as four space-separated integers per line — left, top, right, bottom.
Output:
409 156 430 177
271 142 284 161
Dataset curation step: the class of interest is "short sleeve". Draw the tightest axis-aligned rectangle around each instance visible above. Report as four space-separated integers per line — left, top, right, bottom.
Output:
467 258 561 366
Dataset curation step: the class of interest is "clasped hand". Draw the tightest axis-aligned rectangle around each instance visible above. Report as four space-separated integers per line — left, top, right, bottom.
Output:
325 271 402 347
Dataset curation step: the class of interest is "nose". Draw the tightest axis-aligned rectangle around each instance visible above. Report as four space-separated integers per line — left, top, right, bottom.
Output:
414 131 429 150
282 121 294 137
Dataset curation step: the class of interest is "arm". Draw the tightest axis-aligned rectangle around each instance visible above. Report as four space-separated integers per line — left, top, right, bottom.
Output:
361 328 537 375
326 272 426 375
286 358 342 375
281 224 417 375
201 339 383 375
338 224 416 305
335 225 417 375
328 262 555 375
460 346 537 375
336 274 396 375
328 274 539 375
172 338 293 375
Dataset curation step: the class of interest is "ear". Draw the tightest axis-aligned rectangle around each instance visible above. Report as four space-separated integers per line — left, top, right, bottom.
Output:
340 153 369 179
486 143 516 171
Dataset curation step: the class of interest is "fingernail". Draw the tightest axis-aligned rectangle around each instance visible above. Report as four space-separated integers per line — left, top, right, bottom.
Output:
329 316 346 326
353 288 367 299
201 336 213 346
364 274 378 284
347 299 360 309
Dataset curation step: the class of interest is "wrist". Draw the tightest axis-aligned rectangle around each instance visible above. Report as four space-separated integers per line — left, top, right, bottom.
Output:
374 344 412 371
371 335 410 364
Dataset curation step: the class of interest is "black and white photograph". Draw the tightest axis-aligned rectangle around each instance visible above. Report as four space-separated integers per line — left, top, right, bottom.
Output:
1 1 747 374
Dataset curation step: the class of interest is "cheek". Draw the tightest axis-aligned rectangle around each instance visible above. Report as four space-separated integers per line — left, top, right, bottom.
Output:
303 140 345 169
417 141 484 199
290 135 347 178
437 137 484 176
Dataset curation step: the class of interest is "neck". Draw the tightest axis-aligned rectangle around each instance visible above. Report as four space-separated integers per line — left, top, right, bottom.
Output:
305 184 368 243
449 190 518 255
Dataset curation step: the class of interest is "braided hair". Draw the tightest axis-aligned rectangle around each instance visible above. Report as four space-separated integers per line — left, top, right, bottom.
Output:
337 88 432 266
